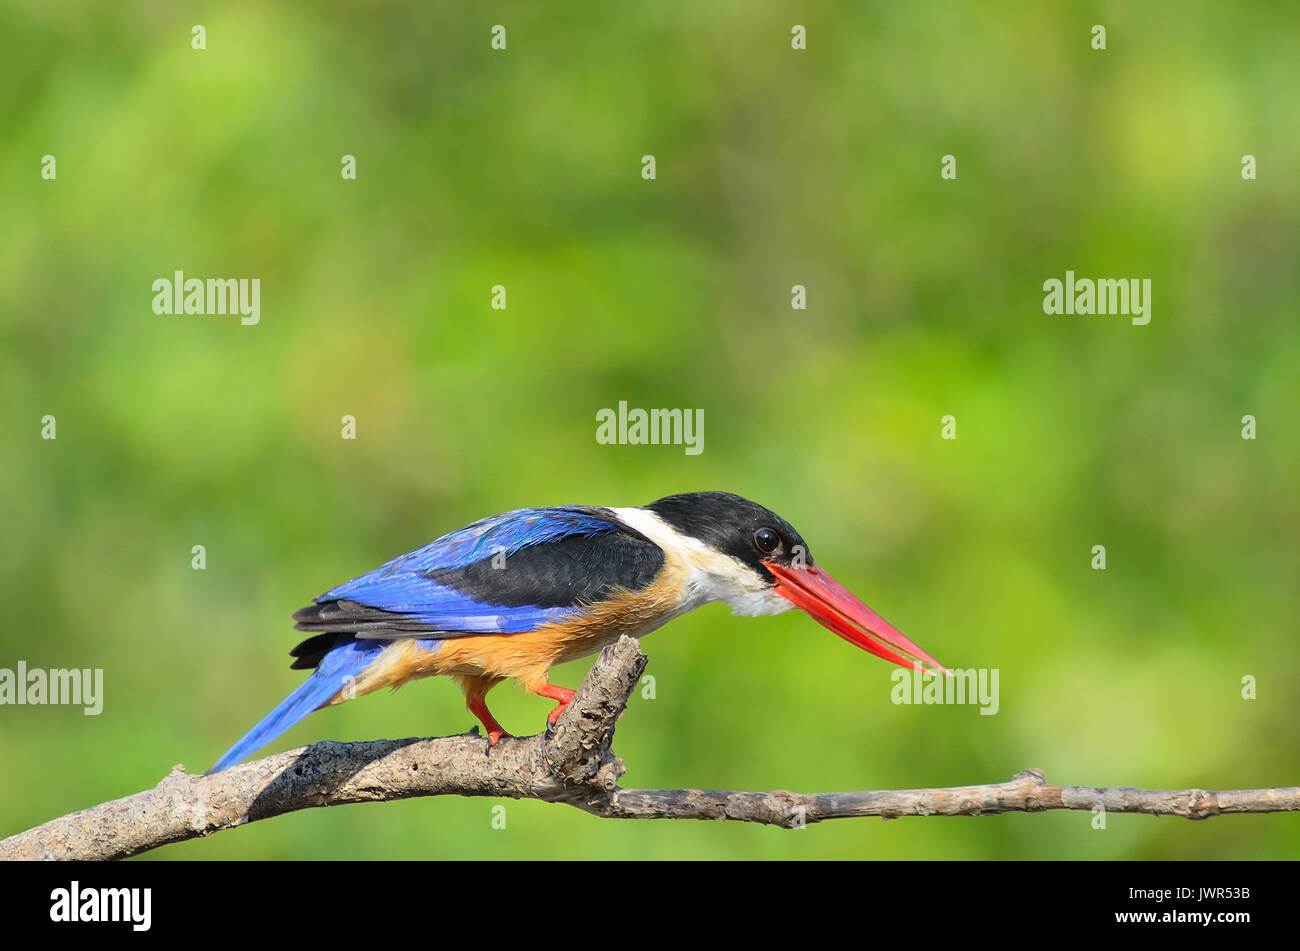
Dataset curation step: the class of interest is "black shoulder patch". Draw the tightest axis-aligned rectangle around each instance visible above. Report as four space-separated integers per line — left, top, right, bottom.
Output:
426 530 665 608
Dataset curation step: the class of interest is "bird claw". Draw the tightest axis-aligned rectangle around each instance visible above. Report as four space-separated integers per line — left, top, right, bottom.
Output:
545 696 574 732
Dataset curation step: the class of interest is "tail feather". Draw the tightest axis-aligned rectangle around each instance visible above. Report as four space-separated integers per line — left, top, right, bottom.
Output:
206 636 388 774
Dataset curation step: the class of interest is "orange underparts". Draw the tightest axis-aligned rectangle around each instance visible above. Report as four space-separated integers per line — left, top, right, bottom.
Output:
348 601 670 745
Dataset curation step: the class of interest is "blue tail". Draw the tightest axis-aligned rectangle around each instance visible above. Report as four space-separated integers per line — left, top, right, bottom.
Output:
206 636 388 774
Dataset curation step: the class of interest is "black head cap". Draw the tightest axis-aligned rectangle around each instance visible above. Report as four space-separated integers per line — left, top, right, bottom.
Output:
644 491 812 580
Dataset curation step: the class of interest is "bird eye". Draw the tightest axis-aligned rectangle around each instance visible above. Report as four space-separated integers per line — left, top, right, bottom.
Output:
753 528 780 555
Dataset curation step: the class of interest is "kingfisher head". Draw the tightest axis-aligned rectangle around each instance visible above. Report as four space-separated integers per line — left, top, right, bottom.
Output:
613 491 944 673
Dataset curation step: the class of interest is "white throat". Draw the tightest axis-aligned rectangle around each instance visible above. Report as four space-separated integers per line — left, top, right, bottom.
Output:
610 507 793 618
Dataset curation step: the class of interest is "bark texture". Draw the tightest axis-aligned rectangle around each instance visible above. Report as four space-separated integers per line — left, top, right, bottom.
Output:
3 636 1297 860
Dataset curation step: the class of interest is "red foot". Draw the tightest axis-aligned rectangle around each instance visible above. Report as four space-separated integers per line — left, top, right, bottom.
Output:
534 684 577 726
468 696 511 746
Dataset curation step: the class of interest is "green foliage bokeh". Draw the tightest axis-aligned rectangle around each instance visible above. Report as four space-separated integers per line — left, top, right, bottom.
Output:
1 2 1297 858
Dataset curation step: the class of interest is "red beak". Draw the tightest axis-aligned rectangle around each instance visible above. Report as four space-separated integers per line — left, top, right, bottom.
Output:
764 562 944 674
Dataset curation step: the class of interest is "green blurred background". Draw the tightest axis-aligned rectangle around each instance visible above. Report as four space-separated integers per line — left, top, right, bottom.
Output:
2 1 1297 859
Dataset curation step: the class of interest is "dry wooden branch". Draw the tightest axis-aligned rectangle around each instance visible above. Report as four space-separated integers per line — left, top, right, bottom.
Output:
3 635 1298 860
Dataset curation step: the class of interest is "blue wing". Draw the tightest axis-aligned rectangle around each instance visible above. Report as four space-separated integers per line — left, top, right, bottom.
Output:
291 506 645 640
211 506 662 773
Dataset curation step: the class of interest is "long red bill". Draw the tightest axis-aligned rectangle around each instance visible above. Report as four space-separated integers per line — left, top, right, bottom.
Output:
764 562 944 675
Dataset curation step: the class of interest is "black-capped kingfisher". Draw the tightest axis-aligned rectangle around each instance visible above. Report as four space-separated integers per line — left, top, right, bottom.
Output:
208 491 943 772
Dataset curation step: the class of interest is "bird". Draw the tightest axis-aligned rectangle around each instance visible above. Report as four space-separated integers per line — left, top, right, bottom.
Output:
206 491 943 773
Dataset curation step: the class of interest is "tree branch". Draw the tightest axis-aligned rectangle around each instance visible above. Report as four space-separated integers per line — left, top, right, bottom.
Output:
3 635 1298 860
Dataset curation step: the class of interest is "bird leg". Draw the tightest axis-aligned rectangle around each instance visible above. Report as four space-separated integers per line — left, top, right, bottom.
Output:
467 696 509 746
458 675 510 746
527 679 577 727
